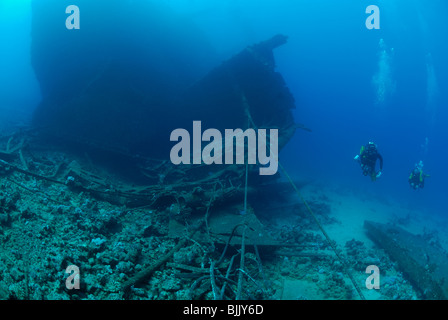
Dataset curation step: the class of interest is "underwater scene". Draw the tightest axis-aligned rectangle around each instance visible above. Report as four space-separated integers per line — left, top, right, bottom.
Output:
1 0 448 302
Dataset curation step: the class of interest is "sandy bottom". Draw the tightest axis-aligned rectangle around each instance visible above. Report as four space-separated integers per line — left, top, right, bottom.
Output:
321 184 448 251
273 179 448 300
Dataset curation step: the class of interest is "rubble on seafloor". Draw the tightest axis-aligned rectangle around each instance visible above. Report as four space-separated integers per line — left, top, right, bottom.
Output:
0 129 420 300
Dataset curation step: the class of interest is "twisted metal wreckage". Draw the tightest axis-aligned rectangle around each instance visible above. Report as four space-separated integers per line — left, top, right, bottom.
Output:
3 3 445 299
2 38 446 302
1 30 318 299
5 1 444 301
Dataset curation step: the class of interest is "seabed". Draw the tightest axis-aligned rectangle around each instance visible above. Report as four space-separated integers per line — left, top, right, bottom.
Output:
2 128 446 300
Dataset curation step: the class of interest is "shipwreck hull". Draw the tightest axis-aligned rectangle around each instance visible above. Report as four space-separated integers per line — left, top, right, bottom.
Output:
364 220 448 299
30 1 297 164
177 34 297 152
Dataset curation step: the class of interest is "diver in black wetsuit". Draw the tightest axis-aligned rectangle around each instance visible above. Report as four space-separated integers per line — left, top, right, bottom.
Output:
354 142 383 181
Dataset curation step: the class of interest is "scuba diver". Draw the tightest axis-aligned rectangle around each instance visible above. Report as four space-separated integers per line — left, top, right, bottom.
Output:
409 161 429 190
354 142 383 181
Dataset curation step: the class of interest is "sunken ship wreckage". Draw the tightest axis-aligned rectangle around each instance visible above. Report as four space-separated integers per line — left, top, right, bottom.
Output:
27 0 300 240
2 0 445 301
0 0 307 299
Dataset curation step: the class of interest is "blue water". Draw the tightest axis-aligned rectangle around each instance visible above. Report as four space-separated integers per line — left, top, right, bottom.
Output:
1 0 447 217
0 0 40 123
